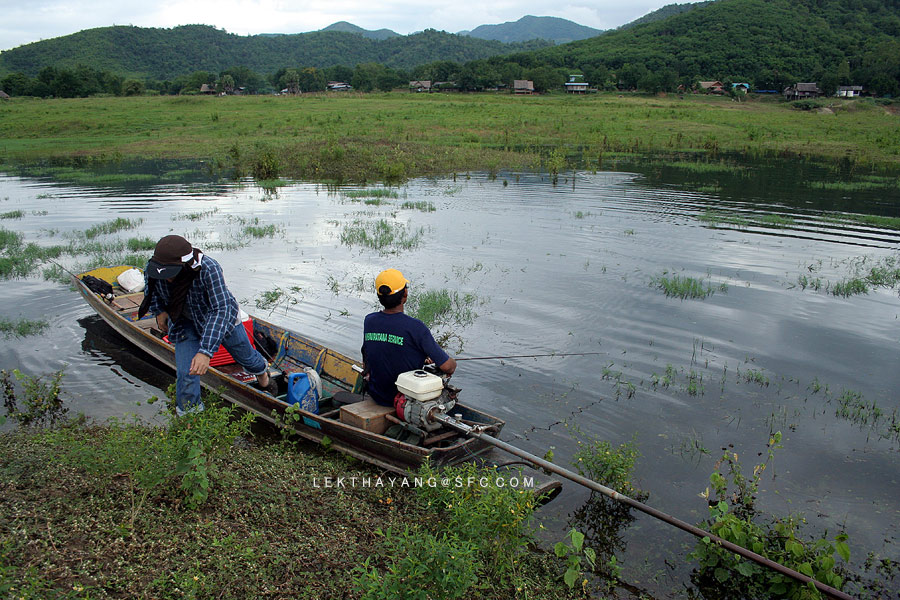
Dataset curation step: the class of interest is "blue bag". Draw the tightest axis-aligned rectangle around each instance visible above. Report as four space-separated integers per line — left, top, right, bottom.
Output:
287 368 322 429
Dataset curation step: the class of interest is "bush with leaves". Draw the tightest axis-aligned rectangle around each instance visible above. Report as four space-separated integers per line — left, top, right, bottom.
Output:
354 526 478 600
1 368 67 428
690 432 850 599
415 460 539 579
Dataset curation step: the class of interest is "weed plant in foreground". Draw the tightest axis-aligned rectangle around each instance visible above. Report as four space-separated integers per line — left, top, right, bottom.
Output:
691 432 851 600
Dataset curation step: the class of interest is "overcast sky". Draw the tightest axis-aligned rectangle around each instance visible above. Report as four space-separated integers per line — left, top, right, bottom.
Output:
0 1 704 51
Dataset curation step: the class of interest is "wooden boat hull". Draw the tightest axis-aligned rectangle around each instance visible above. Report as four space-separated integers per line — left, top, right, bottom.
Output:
74 266 504 475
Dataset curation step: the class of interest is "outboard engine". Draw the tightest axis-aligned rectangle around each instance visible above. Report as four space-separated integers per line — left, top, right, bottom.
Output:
394 369 458 432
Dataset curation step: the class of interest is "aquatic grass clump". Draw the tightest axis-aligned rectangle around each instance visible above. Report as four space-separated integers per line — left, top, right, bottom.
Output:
698 210 795 228
822 212 900 230
755 214 796 228
667 161 747 174
831 278 869 297
0 228 24 251
407 289 478 329
401 200 436 212
339 219 424 253
342 189 400 200
242 224 278 238
0 210 24 220
651 274 723 300
0 241 66 279
173 208 219 221
126 237 156 251
255 179 286 191
253 285 303 314
83 217 143 240
0 318 50 338
697 210 751 228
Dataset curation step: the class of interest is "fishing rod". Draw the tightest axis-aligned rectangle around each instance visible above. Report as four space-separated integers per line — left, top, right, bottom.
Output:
457 352 602 361
434 413 855 600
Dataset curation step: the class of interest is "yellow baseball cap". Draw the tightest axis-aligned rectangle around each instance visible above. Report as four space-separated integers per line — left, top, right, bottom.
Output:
375 269 409 296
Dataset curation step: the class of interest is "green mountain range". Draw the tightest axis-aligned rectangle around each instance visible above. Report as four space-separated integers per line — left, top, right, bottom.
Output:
0 25 550 80
527 0 900 92
461 15 602 44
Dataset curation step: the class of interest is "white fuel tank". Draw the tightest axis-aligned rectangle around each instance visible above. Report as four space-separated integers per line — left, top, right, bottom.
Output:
395 369 444 401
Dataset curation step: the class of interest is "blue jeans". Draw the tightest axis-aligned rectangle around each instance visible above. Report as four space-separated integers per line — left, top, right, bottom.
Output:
174 319 267 415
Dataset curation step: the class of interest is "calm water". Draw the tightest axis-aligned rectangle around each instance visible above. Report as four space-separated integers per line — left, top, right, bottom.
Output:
1 161 898 596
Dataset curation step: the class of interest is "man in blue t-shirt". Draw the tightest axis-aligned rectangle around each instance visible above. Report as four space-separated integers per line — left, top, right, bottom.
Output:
362 269 457 407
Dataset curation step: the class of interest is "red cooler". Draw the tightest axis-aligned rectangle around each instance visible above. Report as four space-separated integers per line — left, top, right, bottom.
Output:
163 314 256 367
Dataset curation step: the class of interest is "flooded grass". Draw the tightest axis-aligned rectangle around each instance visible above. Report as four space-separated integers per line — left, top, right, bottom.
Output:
796 255 900 297
252 285 303 314
651 274 723 300
339 219 424 253
242 223 278 238
698 210 795 228
755 214 796 228
173 208 220 221
697 210 751 228
342 189 400 199
83 217 142 240
126 237 156 251
401 200 436 212
0 210 24 220
0 317 49 338
255 178 287 191
822 212 900 230
666 161 747 174
407 288 478 329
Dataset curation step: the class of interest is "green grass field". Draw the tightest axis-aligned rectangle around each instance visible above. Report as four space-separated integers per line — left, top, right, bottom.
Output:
1 93 898 181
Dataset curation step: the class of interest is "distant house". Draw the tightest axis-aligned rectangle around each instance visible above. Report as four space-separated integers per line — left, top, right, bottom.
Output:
0 90 9 100
327 81 352 91
732 83 751 93
433 81 459 92
698 81 725 94
784 83 821 100
564 75 589 94
513 80 535 95
409 80 431 93
199 83 216 95
837 85 863 98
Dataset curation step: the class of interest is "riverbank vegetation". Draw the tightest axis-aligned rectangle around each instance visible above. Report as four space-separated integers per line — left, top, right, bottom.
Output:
1 93 898 185
0 380 584 600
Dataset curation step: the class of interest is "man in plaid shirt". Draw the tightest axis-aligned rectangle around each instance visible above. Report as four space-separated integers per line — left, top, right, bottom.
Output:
140 235 271 415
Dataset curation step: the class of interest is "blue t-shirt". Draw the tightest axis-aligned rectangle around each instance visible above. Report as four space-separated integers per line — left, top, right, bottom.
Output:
362 311 450 406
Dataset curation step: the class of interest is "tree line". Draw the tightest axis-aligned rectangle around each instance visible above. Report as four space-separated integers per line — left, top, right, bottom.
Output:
2 0 898 98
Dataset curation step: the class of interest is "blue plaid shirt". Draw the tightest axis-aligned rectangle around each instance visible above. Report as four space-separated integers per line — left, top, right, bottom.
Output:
147 256 239 357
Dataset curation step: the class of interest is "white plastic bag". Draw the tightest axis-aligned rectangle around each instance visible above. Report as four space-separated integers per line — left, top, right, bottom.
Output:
117 268 145 293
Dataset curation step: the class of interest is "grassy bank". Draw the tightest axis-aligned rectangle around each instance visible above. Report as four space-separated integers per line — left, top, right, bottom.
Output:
1 93 898 182
0 418 578 600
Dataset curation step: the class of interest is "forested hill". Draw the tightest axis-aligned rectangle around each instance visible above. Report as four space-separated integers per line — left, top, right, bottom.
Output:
618 1 713 30
318 22 400 40
0 25 551 79
463 16 602 44
524 0 900 91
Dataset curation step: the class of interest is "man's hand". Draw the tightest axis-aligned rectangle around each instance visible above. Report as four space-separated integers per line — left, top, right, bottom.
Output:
156 312 169 332
189 352 211 376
